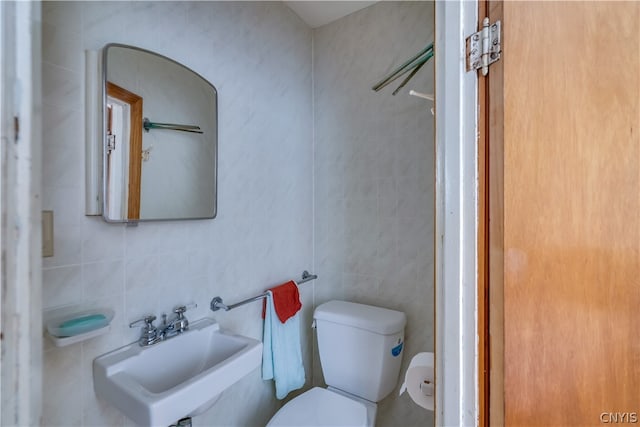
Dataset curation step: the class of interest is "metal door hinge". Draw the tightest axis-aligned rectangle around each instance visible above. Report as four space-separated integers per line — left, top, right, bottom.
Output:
467 17 501 76
106 134 116 153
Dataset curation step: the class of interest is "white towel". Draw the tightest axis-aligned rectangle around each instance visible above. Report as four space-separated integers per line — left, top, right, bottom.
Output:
262 290 305 399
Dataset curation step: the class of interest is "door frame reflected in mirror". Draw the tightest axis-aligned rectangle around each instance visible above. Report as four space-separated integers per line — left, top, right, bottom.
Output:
106 82 143 220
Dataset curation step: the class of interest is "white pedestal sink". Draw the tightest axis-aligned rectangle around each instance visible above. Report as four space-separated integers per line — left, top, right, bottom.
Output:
93 318 262 426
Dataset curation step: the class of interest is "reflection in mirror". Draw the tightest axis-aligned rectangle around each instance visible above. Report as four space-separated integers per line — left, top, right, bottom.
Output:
103 44 217 222
106 82 143 219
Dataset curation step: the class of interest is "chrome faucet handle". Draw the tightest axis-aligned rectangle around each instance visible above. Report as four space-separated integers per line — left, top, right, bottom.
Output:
166 303 196 334
173 303 197 318
129 315 159 346
129 315 157 329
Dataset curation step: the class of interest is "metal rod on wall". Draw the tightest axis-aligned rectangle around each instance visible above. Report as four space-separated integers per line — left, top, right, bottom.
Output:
209 271 318 312
143 117 203 134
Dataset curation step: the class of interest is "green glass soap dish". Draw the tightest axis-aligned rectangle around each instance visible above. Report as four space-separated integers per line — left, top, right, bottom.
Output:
46 308 114 347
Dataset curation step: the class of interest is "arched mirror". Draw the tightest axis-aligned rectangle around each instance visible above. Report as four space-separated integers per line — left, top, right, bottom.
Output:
102 44 217 222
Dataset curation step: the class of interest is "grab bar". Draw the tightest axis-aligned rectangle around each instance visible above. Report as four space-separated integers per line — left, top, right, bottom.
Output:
143 118 203 134
210 270 318 312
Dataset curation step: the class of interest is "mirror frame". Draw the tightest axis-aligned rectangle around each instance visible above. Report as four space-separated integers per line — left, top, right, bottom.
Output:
101 43 218 223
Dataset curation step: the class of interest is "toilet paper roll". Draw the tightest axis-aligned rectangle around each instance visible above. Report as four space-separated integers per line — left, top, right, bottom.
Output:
399 352 434 411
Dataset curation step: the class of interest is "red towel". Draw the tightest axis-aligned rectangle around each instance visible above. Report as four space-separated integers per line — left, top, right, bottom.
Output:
261 280 302 323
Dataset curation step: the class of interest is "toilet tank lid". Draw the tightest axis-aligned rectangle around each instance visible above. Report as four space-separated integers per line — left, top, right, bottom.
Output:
314 301 406 334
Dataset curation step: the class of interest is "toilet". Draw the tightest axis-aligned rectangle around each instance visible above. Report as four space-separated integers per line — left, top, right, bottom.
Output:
267 300 406 427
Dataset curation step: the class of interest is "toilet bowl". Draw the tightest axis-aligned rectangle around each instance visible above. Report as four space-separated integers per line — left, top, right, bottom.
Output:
266 300 406 427
266 387 375 427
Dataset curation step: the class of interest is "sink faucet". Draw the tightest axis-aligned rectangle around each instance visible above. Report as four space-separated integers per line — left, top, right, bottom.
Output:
130 303 196 347
159 305 194 339
129 315 161 347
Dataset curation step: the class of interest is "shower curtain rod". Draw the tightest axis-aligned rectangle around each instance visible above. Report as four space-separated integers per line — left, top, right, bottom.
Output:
391 52 432 95
372 42 434 95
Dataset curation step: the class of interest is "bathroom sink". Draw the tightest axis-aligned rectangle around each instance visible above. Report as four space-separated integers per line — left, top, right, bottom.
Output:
93 318 262 426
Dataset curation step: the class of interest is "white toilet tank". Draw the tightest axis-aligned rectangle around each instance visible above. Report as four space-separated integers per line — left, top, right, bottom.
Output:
313 300 406 402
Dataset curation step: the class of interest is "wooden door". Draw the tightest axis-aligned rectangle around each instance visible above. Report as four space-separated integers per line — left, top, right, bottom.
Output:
488 1 640 425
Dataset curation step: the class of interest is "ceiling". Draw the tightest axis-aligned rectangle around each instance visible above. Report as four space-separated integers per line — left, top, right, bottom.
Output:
284 1 378 28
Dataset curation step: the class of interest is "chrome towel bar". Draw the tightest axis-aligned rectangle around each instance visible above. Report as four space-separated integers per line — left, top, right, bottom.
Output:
210 271 318 312
143 117 203 134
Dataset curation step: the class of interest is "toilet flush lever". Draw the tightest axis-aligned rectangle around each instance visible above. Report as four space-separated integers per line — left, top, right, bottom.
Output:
311 320 317 329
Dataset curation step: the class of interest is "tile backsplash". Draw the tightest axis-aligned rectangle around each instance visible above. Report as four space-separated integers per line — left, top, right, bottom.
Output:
41 1 434 426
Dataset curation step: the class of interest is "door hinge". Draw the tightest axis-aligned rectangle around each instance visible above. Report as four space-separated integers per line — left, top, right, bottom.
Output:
467 17 501 76
107 134 116 153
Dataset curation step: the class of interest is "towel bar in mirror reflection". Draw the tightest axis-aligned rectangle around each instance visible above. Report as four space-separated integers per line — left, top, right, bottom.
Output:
143 118 203 134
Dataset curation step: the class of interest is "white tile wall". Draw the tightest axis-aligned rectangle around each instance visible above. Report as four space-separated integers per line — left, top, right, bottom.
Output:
41 2 312 426
313 2 435 426
41 2 435 426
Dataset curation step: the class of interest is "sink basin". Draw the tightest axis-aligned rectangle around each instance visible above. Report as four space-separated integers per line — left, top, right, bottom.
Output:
93 318 262 426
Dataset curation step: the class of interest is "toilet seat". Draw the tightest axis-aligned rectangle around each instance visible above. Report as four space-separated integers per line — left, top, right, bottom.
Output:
266 387 368 427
